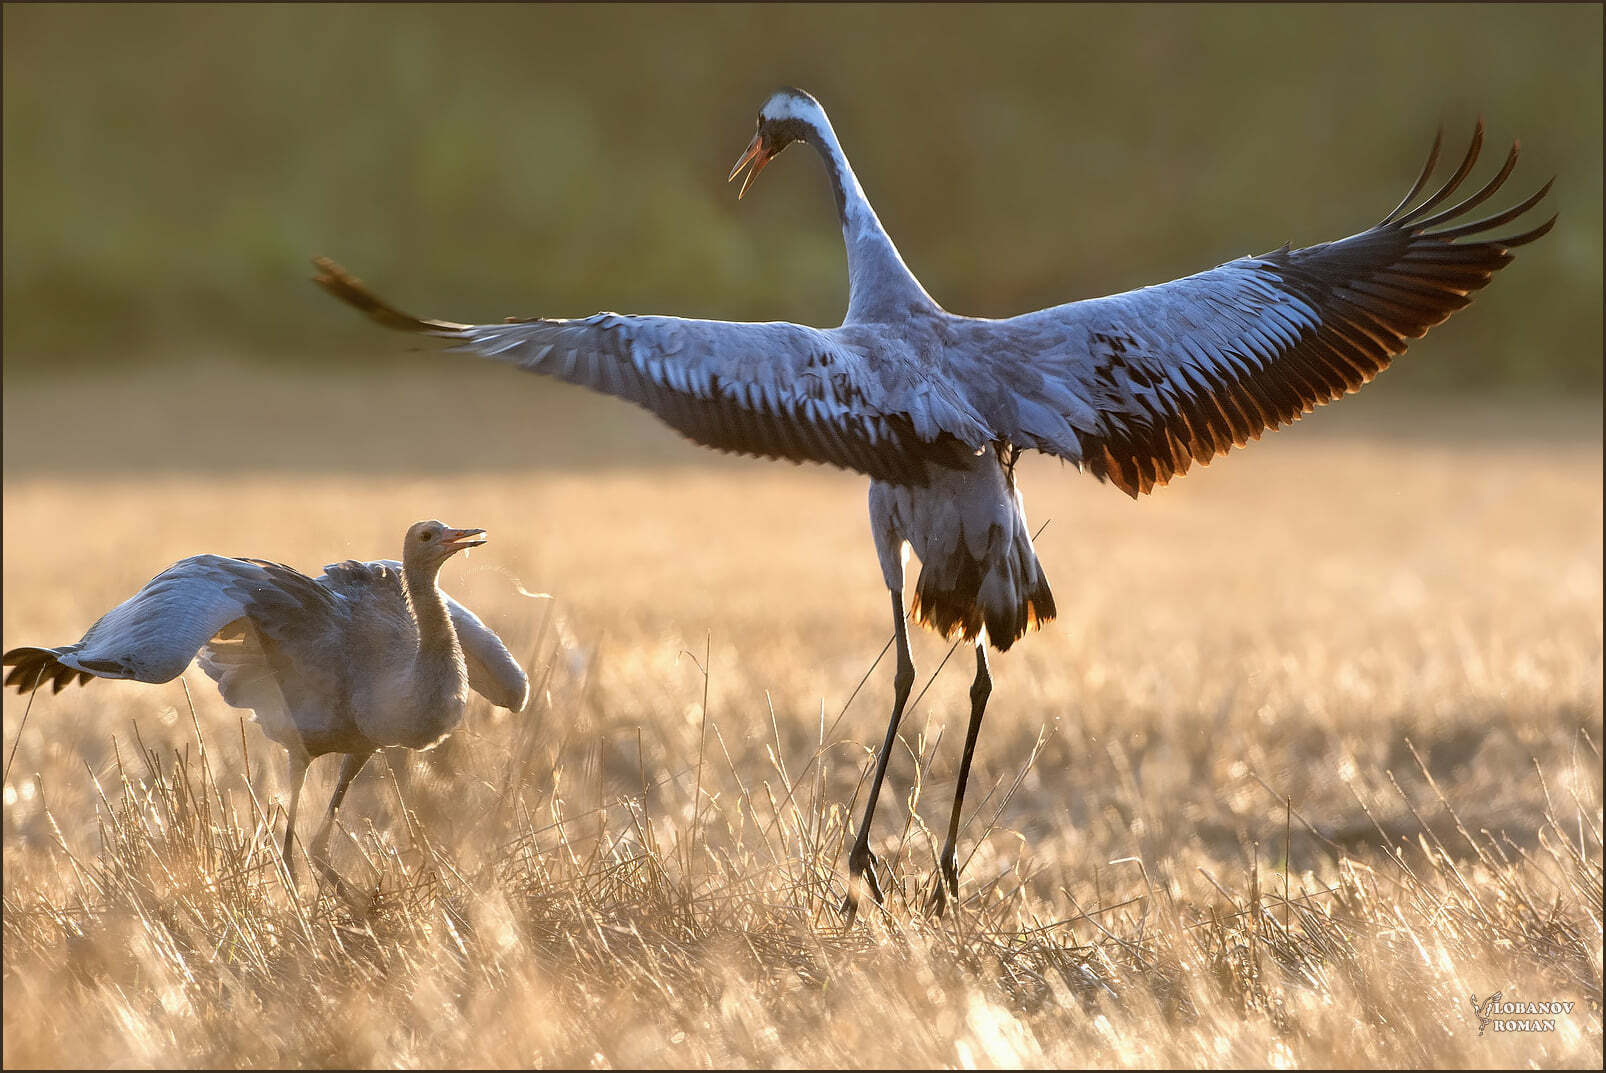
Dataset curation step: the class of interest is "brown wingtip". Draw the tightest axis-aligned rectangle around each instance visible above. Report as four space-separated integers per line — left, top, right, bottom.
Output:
311 256 470 335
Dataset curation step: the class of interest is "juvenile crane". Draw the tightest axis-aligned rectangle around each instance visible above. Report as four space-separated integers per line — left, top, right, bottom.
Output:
313 88 1552 917
4 521 529 877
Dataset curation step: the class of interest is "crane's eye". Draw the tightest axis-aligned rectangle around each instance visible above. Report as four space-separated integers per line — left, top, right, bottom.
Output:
421 531 434 542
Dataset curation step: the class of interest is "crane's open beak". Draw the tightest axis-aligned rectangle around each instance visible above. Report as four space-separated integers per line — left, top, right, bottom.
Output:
440 527 487 553
728 132 774 199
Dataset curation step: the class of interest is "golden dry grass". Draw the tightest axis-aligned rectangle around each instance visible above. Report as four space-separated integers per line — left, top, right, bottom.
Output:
2 369 1601 1067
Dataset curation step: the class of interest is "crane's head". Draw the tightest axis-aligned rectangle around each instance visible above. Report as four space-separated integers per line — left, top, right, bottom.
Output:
405 520 487 567
728 87 830 199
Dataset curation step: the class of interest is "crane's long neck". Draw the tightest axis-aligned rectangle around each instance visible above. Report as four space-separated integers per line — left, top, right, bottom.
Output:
402 559 465 696
802 122 939 324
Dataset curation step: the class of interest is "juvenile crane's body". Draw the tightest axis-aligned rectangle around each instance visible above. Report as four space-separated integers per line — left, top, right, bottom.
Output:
314 88 1551 915
4 521 529 877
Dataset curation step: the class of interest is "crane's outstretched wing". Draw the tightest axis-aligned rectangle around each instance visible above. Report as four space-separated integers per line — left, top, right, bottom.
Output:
980 124 1554 497
312 259 989 484
446 599 530 712
2 555 314 693
333 560 531 712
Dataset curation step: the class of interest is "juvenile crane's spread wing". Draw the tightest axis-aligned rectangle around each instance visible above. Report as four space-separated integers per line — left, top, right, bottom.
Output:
312 259 989 484
3 554 526 724
445 599 531 712
976 125 1554 497
1 555 333 693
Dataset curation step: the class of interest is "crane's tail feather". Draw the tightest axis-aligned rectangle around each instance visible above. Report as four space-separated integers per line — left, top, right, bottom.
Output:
311 257 472 336
912 570 1056 653
2 647 95 694
909 534 1056 652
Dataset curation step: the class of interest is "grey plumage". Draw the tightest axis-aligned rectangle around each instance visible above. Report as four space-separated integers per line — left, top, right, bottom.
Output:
314 102 1547 647
313 87 1551 915
4 521 529 876
3 554 526 724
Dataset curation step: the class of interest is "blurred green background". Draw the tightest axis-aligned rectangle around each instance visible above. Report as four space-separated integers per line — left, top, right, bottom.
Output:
3 3 1601 393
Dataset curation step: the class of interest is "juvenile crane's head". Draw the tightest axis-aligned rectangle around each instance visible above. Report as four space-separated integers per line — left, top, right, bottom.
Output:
728 87 832 199
404 520 487 570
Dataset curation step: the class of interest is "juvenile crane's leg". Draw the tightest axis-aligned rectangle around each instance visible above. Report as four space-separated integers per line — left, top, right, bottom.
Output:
843 589 916 921
310 750 372 861
930 643 991 917
281 751 310 883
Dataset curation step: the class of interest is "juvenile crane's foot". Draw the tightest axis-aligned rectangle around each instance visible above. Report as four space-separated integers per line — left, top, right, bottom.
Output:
311 854 371 913
841 842 886 923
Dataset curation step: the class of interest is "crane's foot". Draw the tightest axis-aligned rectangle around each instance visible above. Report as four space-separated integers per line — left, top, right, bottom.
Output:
310 854 373 915
307 827 363 905
925 850 961 917
841 842 885 924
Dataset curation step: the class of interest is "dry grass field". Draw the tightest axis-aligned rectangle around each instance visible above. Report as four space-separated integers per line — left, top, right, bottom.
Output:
2 366 1601 1067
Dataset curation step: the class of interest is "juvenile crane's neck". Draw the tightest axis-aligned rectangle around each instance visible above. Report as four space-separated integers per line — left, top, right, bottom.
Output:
800 119 940 325
402 559 465 695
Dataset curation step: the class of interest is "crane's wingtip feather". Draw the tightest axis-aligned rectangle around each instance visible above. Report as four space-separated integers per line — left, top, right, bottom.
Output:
311 257 471 335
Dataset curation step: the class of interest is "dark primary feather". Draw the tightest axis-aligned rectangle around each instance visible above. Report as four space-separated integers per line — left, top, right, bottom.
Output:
2 648 96 694
991 123 1554 497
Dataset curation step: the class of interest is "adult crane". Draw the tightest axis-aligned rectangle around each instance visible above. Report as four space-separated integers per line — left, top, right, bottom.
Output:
312 87 1552 918
4 521 529 879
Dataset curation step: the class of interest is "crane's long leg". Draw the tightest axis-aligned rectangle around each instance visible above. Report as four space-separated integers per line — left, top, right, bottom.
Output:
930 642 991 916
843 589 916 922
310 750 372 861
282 751 310 884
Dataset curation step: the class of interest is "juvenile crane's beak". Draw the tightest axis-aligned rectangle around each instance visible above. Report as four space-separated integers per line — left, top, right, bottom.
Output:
728 132 773 199
440 527 487 553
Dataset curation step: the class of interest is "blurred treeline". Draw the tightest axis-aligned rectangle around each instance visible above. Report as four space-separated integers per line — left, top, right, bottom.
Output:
4 4 1600 392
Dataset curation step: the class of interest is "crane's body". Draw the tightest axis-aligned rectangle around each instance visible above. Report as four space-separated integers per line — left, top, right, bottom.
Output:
313 87 1551 916
4 522 529 879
